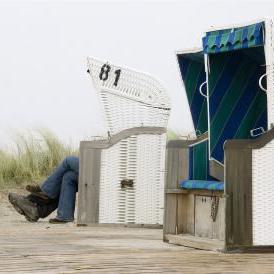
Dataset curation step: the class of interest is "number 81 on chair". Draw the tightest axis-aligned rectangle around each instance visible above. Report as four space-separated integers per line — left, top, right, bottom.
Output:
99 64 121 87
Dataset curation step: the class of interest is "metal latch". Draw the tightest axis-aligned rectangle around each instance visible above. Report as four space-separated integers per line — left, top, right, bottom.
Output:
199 81 208 98
250 127 265 137
121 179 134 188
211 196 219 222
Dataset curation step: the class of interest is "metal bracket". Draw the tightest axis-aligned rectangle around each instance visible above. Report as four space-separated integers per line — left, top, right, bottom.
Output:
199 81 208 98
211 196 219 222
259 73 268 92
121 179 134 188
196 129 202 136
250 127 265 137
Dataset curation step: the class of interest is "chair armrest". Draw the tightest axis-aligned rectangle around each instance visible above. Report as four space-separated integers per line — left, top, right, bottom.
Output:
80 126 166 150
167 132 208 148
224 128 274 248
165 140 194 189
166 132 209 189
224 127 274 150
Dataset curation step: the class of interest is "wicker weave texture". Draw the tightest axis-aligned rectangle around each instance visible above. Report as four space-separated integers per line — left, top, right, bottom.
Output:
252 139 274 245
264 19 274 129
87 57 170 136
268 65 274 127
98 133 166 225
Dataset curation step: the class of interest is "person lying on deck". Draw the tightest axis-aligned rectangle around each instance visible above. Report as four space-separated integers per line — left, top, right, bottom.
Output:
8 156 79 224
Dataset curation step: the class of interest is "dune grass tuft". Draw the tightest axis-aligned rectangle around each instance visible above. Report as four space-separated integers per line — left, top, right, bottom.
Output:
167 129 180 140
0 128 182 189
0 129 78 188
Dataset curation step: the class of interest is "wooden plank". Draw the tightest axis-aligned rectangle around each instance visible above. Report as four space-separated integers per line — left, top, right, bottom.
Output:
165 139 194 189
78 223 162 229
177 193 194 235
212 197 225 240
176 194 186 234
225 147 252 248
193 195 225 240
80 127 166 149
165 147 178 189
222 128 274 248
2 198 274 274
165 234 224 251
77 147 101 225
164 142 190 239
166 189 223 196
209 159 224 181
186 194 195 234
165 189 188 194
194 196 212 238
224 127 274 150
163 194 178 237
164 193 195 237
178 147 189 186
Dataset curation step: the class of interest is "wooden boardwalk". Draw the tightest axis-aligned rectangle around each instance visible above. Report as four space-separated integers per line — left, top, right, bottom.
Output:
1 192 274 273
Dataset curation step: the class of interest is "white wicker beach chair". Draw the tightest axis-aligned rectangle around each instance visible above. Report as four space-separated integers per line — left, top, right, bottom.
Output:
77 58 170 226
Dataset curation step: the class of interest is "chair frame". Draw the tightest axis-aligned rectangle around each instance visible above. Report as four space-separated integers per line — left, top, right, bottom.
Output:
164 19 274 252
77 58 170 226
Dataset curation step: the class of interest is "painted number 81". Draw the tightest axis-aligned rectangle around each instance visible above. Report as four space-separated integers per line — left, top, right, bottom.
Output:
99 64 121 87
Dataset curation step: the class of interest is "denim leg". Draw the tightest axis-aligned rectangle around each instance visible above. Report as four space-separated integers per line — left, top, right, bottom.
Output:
40 156 79 199
56 170 78 221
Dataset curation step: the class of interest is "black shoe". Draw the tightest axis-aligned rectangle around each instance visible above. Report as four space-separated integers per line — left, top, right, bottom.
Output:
49 218 73 224
8 193 39 222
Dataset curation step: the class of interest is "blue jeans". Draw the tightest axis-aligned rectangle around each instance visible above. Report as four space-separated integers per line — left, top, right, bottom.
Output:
41 156 79 221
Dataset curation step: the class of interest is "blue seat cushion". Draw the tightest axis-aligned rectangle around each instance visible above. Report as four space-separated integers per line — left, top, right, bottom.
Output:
180 180 224 191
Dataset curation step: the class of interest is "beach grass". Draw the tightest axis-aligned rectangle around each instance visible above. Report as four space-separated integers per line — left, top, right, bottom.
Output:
0 129 78 188
0 128 180 189
167 128 181 140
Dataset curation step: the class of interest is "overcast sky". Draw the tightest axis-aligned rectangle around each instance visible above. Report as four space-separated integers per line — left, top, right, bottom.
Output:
0 0 274 147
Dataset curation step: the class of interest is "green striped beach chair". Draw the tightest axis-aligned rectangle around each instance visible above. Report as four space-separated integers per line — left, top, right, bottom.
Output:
164 19 274 252
164 48 225 248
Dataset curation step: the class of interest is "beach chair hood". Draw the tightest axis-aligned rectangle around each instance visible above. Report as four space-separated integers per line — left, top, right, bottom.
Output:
203 21 267 164
176 50 208 136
